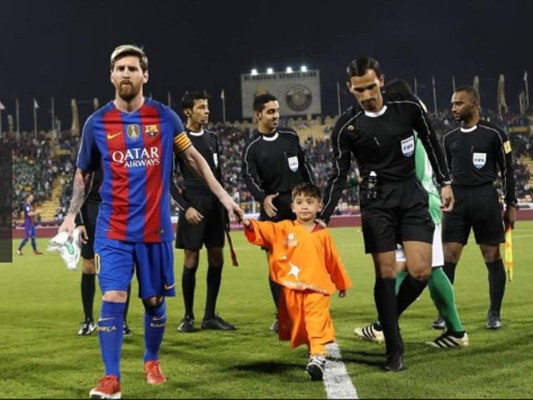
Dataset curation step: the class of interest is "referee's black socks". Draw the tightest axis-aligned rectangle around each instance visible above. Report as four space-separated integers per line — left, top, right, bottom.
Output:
374 277 402 355
182 265 198 319
205 265 223 320
486 259 506 314
443 261 457 284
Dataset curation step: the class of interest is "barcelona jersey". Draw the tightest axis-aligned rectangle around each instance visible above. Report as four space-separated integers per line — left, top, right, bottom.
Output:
77 98 190 242
23 202 35 228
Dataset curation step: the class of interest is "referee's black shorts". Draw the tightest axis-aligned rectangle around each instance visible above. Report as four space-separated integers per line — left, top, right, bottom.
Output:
80 201 99 259
360 178 434 254
442 183 504 245
175 192 226 250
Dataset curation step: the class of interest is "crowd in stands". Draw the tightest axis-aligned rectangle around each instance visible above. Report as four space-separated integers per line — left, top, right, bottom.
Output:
8 107 533 225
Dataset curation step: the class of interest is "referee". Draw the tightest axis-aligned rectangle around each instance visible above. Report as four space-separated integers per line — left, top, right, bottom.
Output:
241 93 314 332
320 57 453 372
442 86 517 330
170 91 235 333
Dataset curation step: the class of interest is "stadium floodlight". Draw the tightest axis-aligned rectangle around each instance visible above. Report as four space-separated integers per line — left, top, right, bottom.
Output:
251 68 258 76
266 67 274 74
300 65 308 72
286 67 293 73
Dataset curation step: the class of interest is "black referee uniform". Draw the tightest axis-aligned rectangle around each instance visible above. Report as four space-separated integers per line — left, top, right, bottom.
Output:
321 90 451 366
171 128 226 250
442 120 517 245
322 91 450 250
75 168 102 259
242 128 314 222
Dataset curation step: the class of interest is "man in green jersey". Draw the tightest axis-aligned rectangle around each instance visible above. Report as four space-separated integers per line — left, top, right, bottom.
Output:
354 80 469 348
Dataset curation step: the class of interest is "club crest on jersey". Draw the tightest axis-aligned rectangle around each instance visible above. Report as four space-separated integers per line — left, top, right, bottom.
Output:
145 124 159 137
287 156 299 172
473 152 486 169
401 136 415 157
127 124 140 141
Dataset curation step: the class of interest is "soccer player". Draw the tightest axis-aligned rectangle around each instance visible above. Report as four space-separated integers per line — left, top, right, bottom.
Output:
320 58 453 371
242 183 352 381
58 44 242 399
354 79 468 349
75 168 132 337
242 93 314 332
16 193 43 255
170 91 235 333
442 86 517 330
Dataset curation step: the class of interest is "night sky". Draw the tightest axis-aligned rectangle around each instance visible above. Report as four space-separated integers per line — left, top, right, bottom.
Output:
2 0 532 132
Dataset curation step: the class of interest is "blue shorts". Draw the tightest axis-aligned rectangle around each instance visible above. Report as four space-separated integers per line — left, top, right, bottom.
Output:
24 225 36 239
94 237 176 299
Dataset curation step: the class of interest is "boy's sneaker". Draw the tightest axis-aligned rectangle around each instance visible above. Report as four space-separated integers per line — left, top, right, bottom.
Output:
354 323 384 343
78 320 97 336
432 316 446 330
201 315 236 330
123 322 132 336
306 354 326 381
144 360 166 385
270 318 279 333
486 311 502 330
16 249 22 255
425 331 469 348
177 316 194 333
89 375 121 399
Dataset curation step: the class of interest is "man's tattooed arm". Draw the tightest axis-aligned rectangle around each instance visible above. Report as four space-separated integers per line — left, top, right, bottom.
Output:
67 169 93 215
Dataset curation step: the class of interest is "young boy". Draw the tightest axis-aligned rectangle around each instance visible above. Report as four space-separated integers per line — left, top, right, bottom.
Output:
242 183 352 381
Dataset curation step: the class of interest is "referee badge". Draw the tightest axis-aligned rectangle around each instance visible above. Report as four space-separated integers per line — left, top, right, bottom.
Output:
401 136 415 157
473 152 487 169
287 156 299 172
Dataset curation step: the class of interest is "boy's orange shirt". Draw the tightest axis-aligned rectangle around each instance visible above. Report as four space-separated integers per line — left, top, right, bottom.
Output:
245 220 352 295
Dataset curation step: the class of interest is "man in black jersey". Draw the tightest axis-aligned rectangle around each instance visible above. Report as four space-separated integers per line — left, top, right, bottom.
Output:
442 86 517 330
242 93 314 332
75 168 132 336
321 57 454 371
171 91 236 333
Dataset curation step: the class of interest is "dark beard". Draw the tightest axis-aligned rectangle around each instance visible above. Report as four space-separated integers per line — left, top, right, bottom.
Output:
118 85 137 102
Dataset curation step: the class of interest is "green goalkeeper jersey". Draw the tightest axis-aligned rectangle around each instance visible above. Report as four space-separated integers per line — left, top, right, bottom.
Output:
415 136 442 224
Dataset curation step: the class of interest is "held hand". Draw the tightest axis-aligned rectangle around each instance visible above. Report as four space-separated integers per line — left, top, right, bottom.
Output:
440 185 455 212
263 193 279 218
339 290 346 298
185 207 204 224
77 225 88 244
58 213 76 237
504 206 517 230
242 218 251 228
220 194 244 223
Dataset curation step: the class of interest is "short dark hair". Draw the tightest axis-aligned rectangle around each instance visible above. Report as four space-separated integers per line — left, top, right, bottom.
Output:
110 44 148 72
454 85 480 105
181 91 210 111
292 182 321 201
384 79 413 95
345 57 381 81
253 93 278 113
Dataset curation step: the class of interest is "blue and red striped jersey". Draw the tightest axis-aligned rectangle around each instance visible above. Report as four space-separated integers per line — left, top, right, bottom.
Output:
77 98 190 242
23 202 35 227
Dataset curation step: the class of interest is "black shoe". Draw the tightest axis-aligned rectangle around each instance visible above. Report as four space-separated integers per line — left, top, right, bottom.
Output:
383 353 404 372
486 310 502 330
123 321 132 336
432 316 446 330
270 318 279 333
178 316 195 333
77 319 96 336
201 315 236 330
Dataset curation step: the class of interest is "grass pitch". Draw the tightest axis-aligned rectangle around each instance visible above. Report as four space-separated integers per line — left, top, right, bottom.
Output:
1 222 533 398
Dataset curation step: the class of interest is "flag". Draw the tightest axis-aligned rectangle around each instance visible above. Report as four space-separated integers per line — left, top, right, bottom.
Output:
0 102 5 110
33 99 39 109
524 70 528 82
504 227 513 282
220 89 225 100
